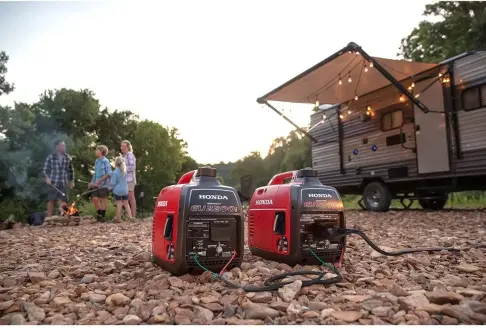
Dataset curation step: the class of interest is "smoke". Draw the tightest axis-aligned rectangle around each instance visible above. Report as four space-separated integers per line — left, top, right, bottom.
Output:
0 130 74 202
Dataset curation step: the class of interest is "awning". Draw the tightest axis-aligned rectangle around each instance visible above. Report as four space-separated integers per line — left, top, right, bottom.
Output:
257 43 439 106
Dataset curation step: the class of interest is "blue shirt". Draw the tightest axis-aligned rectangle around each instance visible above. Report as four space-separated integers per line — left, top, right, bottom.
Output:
110 168 129 196
92 157 112 187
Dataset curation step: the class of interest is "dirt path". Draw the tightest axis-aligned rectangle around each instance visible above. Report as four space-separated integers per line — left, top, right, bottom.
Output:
1 210 485 324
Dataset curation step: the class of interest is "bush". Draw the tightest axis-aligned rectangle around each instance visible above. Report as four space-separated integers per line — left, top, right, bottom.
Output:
0 198 28 222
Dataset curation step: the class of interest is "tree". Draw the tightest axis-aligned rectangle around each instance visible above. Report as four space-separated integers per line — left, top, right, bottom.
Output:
0 51 14 96
399 1 486 62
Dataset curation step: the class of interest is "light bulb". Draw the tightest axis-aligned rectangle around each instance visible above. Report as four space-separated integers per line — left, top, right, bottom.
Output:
369 62 374 68
315 100 320 107
322 114 326 120
438 73 443 77
364 65 368 72
411 82 415 88
415 94 420 98
339 114 344 119
347 109 352 115
348 75 352 83
354 95 358 100
367 105 371 111
339 79 342 85
366 110 371 116
399 95 405 102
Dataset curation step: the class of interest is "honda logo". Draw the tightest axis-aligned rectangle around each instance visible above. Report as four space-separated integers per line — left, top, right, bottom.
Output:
199 195 229 200
308 193 332 198
255 199 273 205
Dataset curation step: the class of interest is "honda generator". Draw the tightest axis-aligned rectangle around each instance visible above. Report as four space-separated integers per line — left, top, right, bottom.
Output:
248 168 346 266
152 167 244 276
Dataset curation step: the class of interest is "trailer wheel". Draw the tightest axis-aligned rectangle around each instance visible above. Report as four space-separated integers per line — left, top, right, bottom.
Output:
363 182 392 212
419 194 448 211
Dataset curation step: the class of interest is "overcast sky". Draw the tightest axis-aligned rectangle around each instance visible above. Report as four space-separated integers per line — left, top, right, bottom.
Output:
0 0 433 163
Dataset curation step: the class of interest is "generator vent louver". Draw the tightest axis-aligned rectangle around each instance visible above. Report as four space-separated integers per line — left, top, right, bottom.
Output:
248 214 255 238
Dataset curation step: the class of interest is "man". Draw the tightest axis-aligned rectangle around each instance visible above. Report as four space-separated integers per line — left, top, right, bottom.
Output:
43 140 75 217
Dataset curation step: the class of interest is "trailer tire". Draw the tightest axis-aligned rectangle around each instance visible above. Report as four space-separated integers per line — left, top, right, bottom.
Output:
419 194 448 211
363 182 392 212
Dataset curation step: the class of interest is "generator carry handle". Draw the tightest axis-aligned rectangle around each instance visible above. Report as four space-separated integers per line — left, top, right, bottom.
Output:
177 170 197 184
267 171 297 186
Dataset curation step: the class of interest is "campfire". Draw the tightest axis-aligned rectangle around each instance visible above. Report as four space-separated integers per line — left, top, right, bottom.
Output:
61 202 80 217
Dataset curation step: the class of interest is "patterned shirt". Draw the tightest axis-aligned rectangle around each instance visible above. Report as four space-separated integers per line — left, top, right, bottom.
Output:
43 153 75 186
123 151 136 183
91 157 112 187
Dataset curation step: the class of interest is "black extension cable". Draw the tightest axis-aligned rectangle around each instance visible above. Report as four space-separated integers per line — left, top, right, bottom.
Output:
195 228 485 293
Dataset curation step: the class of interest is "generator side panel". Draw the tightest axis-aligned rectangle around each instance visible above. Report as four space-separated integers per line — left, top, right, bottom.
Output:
452 51 486 178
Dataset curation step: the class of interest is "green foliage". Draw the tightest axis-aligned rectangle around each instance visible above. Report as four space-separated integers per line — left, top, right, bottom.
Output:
0 51 14 96
399 1 486 62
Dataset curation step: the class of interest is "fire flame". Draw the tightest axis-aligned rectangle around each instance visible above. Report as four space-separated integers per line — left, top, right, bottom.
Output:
62 202 79 217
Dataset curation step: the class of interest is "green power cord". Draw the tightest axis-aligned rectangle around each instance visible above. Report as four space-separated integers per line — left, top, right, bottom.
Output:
193 249 342 292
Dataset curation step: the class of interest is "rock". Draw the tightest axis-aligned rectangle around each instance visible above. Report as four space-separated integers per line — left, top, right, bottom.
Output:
321 308 336 318
331 310 362 322
27 272 45 283
250 292 272 303
22 302 45 322
168 277 183 288
399 293 430 308
371 306 391 317
243 302 280 320
342 295 372 302
0 300 13 311
106 293 131 307
154 313 169 323
425 291 464 305
53 296 71 306
9 313 26 325
89 293 107 303
308 302 328 311
389 283 410 296
81 274 97 284
456 264 480 273
278 280 302 302
194 306 214 322
417 304 444 314
47 270 60 279
441 274 469 287
441 305 472 323
123 314 142 325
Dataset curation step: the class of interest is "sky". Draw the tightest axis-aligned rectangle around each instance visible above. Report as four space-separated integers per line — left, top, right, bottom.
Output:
0 0 434 164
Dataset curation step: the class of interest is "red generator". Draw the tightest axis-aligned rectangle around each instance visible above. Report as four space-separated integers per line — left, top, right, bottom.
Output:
152 167 244 275
248 168 346 266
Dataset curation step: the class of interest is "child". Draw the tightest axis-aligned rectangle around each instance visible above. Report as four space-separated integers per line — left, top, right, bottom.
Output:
110 156 132 223
89 145 112 220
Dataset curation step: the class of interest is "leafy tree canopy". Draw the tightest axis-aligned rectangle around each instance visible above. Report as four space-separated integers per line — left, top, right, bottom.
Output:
399 1 486 62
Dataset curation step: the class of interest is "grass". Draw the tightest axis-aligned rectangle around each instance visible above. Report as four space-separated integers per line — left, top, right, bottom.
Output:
342 192 486 210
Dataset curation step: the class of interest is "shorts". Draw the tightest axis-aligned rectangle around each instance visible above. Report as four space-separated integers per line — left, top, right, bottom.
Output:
47 184 68 202
114 194 129 201
91 187 108 198
127 182 136 192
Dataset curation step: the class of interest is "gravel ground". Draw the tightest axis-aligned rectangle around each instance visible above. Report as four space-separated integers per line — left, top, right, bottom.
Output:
1 210 486 325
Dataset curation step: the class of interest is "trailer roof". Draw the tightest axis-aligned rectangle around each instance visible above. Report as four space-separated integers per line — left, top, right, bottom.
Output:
257 43 438 106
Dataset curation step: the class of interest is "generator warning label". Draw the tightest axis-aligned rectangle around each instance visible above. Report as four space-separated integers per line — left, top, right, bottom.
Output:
189 189 239 213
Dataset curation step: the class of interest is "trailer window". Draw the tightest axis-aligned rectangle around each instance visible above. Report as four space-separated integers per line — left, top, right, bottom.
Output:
461 86 482 111
381 110 403 131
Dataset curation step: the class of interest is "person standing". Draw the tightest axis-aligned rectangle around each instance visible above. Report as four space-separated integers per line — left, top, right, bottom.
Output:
120 140 137 218
43 140 75 217
109 156 132 223
89 145 112 220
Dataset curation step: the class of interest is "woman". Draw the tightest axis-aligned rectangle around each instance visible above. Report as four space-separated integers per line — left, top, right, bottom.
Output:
120 140 137 218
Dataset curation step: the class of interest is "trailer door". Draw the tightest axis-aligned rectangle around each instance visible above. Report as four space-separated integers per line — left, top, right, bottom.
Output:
413 79 450 174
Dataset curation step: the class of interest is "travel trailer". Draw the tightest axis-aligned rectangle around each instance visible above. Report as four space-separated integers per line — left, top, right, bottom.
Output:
257 42 486 212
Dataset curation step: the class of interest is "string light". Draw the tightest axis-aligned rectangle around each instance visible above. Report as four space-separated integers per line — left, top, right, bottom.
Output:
338 75 342 85
369 62 374 68
438 73 443 78
354 95 359 100
415 94 420 98
347 109 352 115
322 114 326 120
315 100 320 108
348 73 352 83
367 105 371 111
399 95 405 102
364 65 368 73
339 114 344 119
